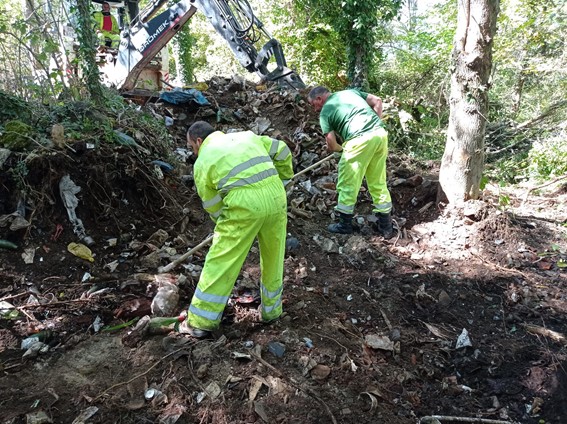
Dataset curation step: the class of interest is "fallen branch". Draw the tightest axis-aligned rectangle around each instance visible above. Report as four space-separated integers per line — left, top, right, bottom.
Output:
421 415 518 424
521 173 567 205
250 352 338 424
521 323 567 345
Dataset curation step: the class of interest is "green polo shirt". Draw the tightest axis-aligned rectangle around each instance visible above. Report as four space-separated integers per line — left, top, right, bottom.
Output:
319 89 383 142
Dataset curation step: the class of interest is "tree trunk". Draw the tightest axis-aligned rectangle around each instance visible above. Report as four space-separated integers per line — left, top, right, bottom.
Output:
349 45 367 89
75 0 105 103
439 0 500 205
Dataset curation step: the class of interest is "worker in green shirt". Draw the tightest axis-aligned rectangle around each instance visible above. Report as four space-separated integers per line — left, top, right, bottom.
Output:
308 86 394 238
183 121 293 337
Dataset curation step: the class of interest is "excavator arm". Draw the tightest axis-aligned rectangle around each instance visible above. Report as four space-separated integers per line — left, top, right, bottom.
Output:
112 0 304 91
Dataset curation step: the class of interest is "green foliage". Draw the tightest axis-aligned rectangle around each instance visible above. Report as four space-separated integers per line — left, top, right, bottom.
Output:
0 90 32 123
0 120 34 151
8 159 29 192
173 24 199 84
527 137 567 180
492 0 566 121
292 0 402 87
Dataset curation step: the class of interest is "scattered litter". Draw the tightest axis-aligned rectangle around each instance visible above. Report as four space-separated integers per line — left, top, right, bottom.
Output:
346 294 353 301
59 175 94 245
71 406 98 424
21 247 35 264
310 364 331 381
365 334 395 351
67 242 94 262
151 283 179 317
268 341 286 358
456 328 473 349
303 337 314 348
231 351 252 360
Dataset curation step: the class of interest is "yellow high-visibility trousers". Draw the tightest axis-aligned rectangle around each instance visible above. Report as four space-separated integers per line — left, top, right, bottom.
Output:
335 128 392 215
187 175 287 331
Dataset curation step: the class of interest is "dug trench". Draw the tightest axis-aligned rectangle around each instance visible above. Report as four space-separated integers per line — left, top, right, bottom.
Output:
0 78 566 423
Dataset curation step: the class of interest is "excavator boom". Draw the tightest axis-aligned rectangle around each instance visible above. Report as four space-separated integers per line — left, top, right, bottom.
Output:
111 0 304 91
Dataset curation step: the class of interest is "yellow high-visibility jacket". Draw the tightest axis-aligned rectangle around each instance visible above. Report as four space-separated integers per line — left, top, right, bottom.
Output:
92 11 119 35
194 131 294 222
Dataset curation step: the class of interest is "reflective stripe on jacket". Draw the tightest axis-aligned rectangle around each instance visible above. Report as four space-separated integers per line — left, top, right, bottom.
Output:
194 131 294 221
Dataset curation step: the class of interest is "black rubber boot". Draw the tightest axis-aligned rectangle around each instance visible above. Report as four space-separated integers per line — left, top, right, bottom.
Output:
376 212 394 239
328 212 354 234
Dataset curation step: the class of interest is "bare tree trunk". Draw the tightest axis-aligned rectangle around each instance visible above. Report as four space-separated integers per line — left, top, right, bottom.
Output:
439 0 500 205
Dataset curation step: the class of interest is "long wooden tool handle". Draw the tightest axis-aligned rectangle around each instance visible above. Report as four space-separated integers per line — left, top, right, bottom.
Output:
158 235 214 273
291 154 335 180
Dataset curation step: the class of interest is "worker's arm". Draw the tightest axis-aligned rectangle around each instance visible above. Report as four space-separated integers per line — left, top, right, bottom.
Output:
325 131 343 153
194 165 223 223
258 135 294 184
365 93 383 118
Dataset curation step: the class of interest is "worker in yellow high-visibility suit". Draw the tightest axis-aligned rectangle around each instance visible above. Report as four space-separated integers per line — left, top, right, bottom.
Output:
92 2 120 49
184 121 294 337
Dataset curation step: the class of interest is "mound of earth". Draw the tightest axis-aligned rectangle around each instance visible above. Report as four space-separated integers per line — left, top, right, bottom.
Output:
1 77 566 424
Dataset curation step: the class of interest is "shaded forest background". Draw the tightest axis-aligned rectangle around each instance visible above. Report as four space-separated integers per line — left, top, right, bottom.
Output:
0 0 566 195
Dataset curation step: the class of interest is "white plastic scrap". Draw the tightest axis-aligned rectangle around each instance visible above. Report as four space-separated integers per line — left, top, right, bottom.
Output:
59 175 93 245
455 328 473 349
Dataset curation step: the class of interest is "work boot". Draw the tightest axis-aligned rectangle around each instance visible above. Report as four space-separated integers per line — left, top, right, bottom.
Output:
179 320 211 339
376 212 394 239
328 212 354 234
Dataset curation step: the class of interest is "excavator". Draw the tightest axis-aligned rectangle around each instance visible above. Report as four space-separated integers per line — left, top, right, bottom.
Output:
90 0 305 91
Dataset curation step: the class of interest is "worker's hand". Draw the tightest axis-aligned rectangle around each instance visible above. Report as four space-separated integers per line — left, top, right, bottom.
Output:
284 180 295 195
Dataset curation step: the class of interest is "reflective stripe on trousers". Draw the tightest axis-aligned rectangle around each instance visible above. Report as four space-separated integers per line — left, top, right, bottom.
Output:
187 175 287 330
335 128 392 215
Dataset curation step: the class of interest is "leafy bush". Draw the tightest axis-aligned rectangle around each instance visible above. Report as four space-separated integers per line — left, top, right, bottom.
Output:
527 136 567 180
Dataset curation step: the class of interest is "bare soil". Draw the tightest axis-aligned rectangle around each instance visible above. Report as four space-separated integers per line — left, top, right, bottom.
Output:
1 78 566 424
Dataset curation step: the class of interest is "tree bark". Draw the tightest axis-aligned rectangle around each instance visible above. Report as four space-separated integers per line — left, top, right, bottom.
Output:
439 0 500 205
75 0 105 103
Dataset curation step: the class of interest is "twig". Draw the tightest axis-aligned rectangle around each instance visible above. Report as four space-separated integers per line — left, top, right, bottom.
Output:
469 251 530 279
421 415 517 424
250 352 338 424
522 173 567 205
93 347 187 401
380 309 393 331
521 323 567 346
0 292 30 302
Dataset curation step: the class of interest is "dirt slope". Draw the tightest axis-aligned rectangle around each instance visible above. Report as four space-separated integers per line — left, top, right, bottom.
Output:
1 78 566 424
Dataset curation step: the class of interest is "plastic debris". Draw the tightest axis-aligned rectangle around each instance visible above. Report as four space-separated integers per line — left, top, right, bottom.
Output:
365 334 395 351
92 316 103 332
151 284 179 317
285 237 300 252
303 337 314 349
151 160 174 174
0 211 30 231
456 328 473 349
59 175 94 245
67 242 95 262
25 411 52 424
159 88 210 107
71 406 98 424
0 239 18 250
268 341 286 358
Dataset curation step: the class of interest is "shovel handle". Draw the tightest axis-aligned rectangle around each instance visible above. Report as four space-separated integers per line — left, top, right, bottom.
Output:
158 235 214 273
291 154 335 180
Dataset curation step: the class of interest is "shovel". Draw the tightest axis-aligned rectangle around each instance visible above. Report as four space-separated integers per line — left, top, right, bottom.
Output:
158 154 335 273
